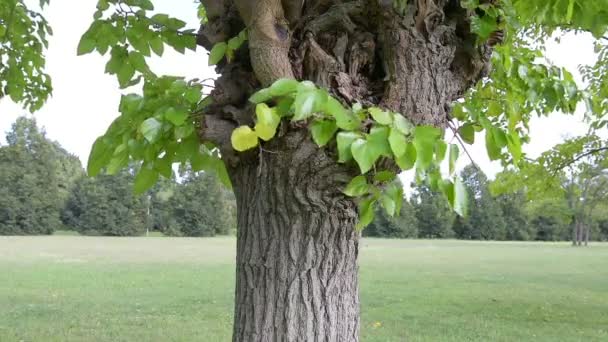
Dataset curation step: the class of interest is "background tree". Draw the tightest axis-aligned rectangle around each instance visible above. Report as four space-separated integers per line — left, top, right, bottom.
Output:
453 165 506 240
493 135 608 245
497 191 533 241
365 180 418 238
0 117 61 235
412 185 455 239
63 168 148 236
166 170 236 237
4 0 608 340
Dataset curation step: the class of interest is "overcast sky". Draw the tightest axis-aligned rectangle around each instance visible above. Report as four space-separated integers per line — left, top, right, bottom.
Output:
0 0 598 180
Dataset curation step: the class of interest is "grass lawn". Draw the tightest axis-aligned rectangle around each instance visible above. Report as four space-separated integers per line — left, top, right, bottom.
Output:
1 237 606 341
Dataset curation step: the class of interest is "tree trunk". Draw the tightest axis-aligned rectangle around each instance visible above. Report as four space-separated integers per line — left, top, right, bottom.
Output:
229 131 360 341
196 0 495 339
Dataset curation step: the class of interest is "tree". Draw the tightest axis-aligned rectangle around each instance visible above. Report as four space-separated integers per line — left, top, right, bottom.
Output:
167 170 236 237
412 185 455 238
365 195 418 238
0 117 61 235
4 0 608 339
496 192 533 241
493 135 608 245
63 169 148 236
526 198 571 241
454 165 506 240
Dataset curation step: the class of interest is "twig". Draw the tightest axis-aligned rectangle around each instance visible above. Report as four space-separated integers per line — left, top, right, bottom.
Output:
447 121 480 171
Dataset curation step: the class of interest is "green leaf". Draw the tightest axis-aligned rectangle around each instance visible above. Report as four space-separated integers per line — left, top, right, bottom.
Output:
367 126 392 157
449 144 460 175
165 107 189 126
294 89 326 121
208 42 227 66
374 171 396 183
414 125 442 142
117 63 135 88
87 137 113 177
150 35 164 56
389 128 407 157
77 37 96 55
140 118 162 143
155 155 174 178
454 176 468 217
337 132 361 163
231 126 259 151
566 0 575 22
369 107 393 125
249 88 273 104
413 126 441 170
507 132 522 164
485 130 502 161
439 179 455 207
435 140 447 162
459 124 475 144
492 127 508 148
128 51 149 74
134 166 159 194
357 197 376 230
326 98 359 130
384 183 404 216
380 194 396 217
269 79 300 97
351 139 380 174
395 142 417 170
393 114 413 135
343 176 370 197
310 120 338 147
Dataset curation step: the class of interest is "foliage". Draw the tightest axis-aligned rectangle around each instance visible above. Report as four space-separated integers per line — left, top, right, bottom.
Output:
0 117 62 235
3 0 608 231
364 201 418 239
151 169 236 237
0 0 52 112
63 168 148 236
453 165 507 240
241 79 467 228
412 185 456 239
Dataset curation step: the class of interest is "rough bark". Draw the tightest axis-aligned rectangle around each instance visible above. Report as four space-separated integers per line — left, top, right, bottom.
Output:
196 0 496 340
230 130 360 342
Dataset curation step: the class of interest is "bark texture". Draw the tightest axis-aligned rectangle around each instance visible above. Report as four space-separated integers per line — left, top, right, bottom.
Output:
231 131 360 341
196 0 497 340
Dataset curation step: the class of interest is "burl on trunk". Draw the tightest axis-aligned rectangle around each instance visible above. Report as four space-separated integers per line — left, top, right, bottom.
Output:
197 0 493 340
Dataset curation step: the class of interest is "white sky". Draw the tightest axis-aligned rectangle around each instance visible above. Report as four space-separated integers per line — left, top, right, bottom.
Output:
0 0 598 180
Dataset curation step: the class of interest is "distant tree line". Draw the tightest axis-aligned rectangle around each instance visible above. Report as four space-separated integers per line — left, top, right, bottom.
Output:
1 117 235 237
2 117 607 241
365 165 608 242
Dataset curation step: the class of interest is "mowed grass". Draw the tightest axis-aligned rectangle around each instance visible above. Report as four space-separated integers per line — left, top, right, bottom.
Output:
1 237 607 341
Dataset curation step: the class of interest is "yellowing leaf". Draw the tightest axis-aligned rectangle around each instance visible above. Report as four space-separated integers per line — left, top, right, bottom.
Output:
231 126 258 151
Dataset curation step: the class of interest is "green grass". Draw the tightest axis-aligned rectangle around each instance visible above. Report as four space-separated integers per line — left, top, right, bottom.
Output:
1 237 606 341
